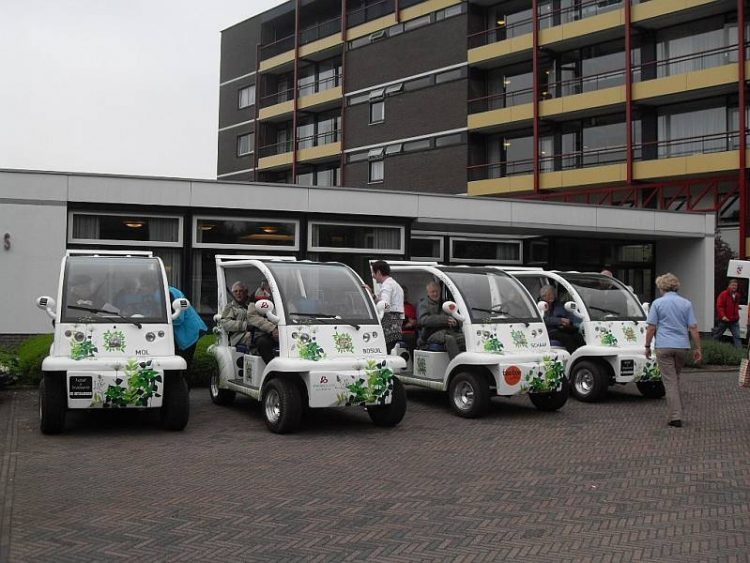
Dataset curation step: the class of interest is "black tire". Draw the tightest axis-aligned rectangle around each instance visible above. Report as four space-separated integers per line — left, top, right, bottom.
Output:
262 378 303 434
367 378 407 427
161 372 190 431
209 371 236 406
529 379 569 411
637 380 666 399
448 371 490 418
570 360 608 402
39 373 66 435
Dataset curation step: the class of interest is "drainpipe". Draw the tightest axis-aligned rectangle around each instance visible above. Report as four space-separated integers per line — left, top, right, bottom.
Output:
532 0 540 193
740 0 747 257
625 0 633 186
340 0 348 186
292 0 301 182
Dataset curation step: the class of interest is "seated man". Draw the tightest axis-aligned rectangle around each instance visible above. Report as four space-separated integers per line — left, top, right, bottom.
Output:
114 275 162 317
417 281 465 360
218 281 251 348
540 284 584 353
246 282 279 364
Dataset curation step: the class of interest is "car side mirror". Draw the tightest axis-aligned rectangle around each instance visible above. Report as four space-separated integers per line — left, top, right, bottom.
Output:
36 296 57 320
642 302 650 314
564 300 584 319
255 299 280 324
537 301 548 315
442 300 465 322
375 300 386 320
171 297 190 320
213 313 222 323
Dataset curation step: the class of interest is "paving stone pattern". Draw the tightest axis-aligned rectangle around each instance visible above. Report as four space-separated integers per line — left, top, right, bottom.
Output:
1 371 750 562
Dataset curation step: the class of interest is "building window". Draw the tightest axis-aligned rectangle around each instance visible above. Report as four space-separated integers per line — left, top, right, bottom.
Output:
410 236 443 261
239 85 255 108
309 222 404 254
69 212 182 246
369 101 385 124
369 160 384 183
450 237 522 264
194 217 299 250
237 134 253 156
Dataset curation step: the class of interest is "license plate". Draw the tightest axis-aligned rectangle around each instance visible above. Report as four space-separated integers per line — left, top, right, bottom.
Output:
69 375 93 398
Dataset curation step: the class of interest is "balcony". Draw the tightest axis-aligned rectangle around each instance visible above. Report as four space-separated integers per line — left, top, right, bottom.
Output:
257 130 342 170
258 75 343 121
634 132 741 180
347 0 395 28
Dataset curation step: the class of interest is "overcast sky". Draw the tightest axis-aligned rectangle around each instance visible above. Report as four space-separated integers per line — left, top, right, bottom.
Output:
0 0 286 180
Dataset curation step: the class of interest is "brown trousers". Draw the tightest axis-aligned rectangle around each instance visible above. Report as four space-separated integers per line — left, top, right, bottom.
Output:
655 348 688 422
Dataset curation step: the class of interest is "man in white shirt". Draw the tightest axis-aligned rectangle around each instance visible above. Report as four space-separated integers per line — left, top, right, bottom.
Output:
372 260 404 352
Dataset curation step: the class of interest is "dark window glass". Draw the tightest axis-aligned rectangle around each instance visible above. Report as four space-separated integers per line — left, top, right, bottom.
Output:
196 219 296 247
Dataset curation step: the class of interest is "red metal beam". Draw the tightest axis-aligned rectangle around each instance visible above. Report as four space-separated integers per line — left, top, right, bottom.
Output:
292 0 301 181
532 0 540 193
339 0 348 186
253 43 261 181
625 0 633 185
739 0 747 256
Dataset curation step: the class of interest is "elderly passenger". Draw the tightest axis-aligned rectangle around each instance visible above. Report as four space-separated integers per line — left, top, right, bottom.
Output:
219 281 251 347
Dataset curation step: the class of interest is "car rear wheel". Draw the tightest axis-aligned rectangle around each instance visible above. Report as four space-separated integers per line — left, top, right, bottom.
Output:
161 372 190 431
367 378 407 427
262 378 302 434
570 360 608 402
448 372 489 418
39 372 66 435
209 371 236 406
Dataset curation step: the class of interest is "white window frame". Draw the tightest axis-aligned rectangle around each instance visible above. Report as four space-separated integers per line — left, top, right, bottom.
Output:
308 221 405 255
410 235 444 262
237 133 253 156
238 84 256 109
67 211 183 248
369 100 385 124
368 160 384 183
449 236 523 265
192 215 300 251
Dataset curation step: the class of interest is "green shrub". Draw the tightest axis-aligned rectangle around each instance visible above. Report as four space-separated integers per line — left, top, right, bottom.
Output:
187 334 218 388
0 347 20 387
686 337 745 367
16 334 54 386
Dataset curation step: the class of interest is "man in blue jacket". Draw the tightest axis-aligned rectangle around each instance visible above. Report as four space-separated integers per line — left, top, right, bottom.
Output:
169 287 207 367
540 284 583 353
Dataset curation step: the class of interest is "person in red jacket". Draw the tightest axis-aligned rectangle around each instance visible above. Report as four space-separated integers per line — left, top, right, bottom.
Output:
712 278 742 348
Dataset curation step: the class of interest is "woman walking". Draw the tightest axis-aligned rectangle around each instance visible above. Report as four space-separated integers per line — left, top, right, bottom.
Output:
644 273 702 428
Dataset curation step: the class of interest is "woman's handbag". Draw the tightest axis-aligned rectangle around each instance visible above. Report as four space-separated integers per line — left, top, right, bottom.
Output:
739 358 750 388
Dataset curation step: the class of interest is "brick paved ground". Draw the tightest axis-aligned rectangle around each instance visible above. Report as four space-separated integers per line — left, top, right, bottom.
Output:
1 370 750 562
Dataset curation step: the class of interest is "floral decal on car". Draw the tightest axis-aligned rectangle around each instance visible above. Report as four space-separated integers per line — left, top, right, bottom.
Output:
70 328 98 360
621 325 637 343
336 360 394 406
100 359 162 408
522 356 565 393
291 328 326 361
477 329 504 354
333 331 354 354
103 330 126 352
416 356 427 376
594 325 618 346
510 329 529 349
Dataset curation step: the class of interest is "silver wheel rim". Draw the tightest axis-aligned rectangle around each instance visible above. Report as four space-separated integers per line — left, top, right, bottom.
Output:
453 381 475 411
574 369 595 396
210 374 219 397
265 388 281 424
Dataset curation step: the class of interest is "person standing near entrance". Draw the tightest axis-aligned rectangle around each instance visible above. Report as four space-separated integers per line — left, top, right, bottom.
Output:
371 260 404 353
645 273 702 428
712 278 742 348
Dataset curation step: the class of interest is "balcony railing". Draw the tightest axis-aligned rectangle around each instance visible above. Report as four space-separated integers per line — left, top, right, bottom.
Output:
538 0 622 29
297 74 342 97
300 15 341 45
259 87 295 108
260 33 296 62
468 17 533 49
546 67 628 98
468 87 534 114
637 45 738 80
347 0 395 28
639 131 740 160
258 130 341 159
297 129 341 150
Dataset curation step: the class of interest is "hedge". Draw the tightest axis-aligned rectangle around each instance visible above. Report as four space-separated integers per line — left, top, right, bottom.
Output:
686 337 745 368
187 334 218 388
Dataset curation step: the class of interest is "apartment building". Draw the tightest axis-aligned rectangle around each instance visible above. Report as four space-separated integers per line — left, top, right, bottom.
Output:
217 0 746 250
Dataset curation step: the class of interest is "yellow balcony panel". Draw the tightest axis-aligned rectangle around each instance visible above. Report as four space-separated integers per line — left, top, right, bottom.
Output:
468 104 533 130
468 34 533 65
633 158 686 180
539 9 624 47
347 15 398 41
401 0 461 20
258 152 294 171
467 174 533 196
685 64 738 91
746 60 750 77
298 34 343 58
259 50 295 73
633 151 739 181
557 163 626 189
297 142 342 163
632 0 719 23
539 170 563 190
258 100 294 121
632 74 688 100
539 86 625 117
298 86 343 111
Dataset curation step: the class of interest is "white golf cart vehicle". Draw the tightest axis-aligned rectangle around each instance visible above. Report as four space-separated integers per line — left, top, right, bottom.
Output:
727 259 750 340
209 256 407 434
386 264 570 418
35 251 191 434
511 270 663 402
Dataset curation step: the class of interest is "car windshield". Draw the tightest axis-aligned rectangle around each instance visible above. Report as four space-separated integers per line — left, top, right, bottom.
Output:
266 262 378 324
444 269 540 323
61 257 167 323
559 273 646 321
